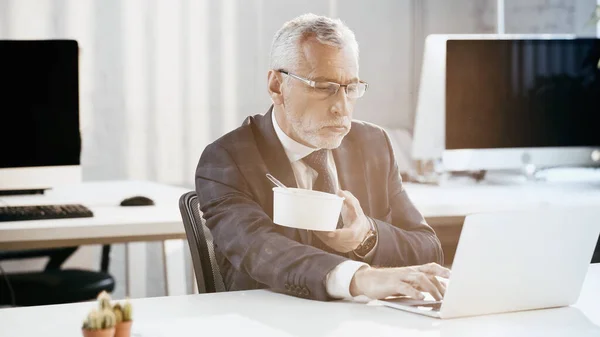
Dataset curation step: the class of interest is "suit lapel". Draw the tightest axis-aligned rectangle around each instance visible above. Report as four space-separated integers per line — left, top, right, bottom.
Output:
253 107 311 244
253 106 298 190
333 130 371 216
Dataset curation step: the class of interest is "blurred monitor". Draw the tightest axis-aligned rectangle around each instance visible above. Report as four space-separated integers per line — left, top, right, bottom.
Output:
412 35 600 172
0 40 81 193
444 38 600 171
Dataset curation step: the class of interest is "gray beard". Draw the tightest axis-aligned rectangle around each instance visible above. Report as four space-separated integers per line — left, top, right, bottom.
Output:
287 112 346 149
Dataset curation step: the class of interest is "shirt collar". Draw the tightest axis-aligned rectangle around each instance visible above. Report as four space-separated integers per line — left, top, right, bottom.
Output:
272 110 317 163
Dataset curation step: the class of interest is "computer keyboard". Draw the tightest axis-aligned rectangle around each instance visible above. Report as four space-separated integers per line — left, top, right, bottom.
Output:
0 204 93 222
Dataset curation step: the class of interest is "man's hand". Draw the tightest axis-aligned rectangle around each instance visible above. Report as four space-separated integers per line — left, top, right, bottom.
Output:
313 190 371 253
349 263 451 301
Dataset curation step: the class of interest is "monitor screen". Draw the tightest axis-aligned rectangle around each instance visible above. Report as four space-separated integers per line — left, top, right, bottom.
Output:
446 39 600 151
0 40 80 169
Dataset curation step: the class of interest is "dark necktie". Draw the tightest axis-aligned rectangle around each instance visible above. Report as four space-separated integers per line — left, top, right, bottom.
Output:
302 149 336 195
302 149 344 254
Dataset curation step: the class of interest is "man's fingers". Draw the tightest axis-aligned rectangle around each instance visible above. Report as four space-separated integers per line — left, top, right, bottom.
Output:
423 278 443 301
396 283 424 300
429 274 446 297
313 228 357 247
407 273 443 301
324 228 356 241
416 263 451 279
313 230 337 242
338 190 360 212
337 190 366 230
437 277 447 293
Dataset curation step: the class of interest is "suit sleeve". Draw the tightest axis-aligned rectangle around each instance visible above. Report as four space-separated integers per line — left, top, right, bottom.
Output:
195 142 349 301
367 131 444 267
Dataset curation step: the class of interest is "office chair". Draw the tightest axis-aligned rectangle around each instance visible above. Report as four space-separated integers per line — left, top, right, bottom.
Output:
0 246 115 306
178 191 226 293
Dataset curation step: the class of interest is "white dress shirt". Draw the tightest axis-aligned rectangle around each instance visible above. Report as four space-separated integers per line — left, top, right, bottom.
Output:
271 111 367 299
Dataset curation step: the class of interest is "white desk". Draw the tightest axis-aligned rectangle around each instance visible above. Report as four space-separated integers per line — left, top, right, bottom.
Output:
0 181 191 297
4 180 597 245
404 180 600 264
1 264 598 337
405 180 600 226
1 180 598 295
0 181 189 249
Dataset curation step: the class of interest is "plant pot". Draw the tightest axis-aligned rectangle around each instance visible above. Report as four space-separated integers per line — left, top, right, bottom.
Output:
115 321 133 337
82 328 115 337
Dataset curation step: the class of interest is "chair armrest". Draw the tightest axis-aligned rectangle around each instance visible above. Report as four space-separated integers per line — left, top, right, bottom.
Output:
0 248 75 261
1 246 114 271
0 247 79 271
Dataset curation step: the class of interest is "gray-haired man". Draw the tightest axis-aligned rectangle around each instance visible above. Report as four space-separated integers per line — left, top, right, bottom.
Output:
196 14 449 301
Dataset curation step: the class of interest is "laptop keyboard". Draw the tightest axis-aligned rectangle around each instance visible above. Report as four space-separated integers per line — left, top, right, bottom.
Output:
385 297 442 305
383 297 443 311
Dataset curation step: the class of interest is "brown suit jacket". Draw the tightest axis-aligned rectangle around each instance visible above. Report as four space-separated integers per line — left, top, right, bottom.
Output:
195 107 443 301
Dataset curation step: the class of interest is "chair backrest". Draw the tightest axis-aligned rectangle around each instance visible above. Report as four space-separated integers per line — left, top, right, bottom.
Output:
178 191 226 293
593 236 600 264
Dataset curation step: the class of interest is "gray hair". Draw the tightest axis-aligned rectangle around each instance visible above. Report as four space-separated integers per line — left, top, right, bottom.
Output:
269 14 359 73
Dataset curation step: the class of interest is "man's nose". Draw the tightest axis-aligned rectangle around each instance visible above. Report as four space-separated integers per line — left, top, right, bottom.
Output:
330 88 351 117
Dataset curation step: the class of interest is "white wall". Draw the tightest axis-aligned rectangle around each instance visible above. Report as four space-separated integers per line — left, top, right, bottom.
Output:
0 0 430 187
504 0 598 36
598 0 600 37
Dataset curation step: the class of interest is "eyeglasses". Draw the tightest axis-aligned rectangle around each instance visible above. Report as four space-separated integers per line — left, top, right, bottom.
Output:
278 70 368 99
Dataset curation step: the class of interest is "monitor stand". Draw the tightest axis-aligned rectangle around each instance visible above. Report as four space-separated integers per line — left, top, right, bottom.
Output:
0 188 47 196
411 158 600 186
445 156 542 185
442 166 600 186
521 163 539 181
432 166 540 186
482 170 539 185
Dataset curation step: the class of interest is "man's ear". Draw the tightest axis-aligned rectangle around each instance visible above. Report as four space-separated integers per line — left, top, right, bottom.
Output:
267 70 285 106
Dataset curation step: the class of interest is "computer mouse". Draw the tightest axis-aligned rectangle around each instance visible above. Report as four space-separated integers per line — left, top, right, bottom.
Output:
120 196 155 206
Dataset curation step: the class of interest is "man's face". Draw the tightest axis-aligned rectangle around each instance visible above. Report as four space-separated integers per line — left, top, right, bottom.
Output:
279 38 359 149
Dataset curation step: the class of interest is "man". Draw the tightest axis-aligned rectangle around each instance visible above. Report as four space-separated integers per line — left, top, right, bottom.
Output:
196 14 449 301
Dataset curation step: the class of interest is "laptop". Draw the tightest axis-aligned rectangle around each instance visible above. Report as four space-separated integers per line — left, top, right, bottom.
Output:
380 206 600 319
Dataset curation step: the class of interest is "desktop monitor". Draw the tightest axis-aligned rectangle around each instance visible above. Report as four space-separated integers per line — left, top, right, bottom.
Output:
0 40 82 193
412 35 600 173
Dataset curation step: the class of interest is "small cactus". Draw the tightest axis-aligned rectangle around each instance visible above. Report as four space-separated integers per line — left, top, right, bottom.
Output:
112 300 133 324
102 309 117 329
82 309 100 330
97 291 112 310
122 301 133 322
82 308 116 330
113 304 124 323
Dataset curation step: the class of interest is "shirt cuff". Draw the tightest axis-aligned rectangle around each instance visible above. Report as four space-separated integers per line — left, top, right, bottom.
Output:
325 260 368 300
